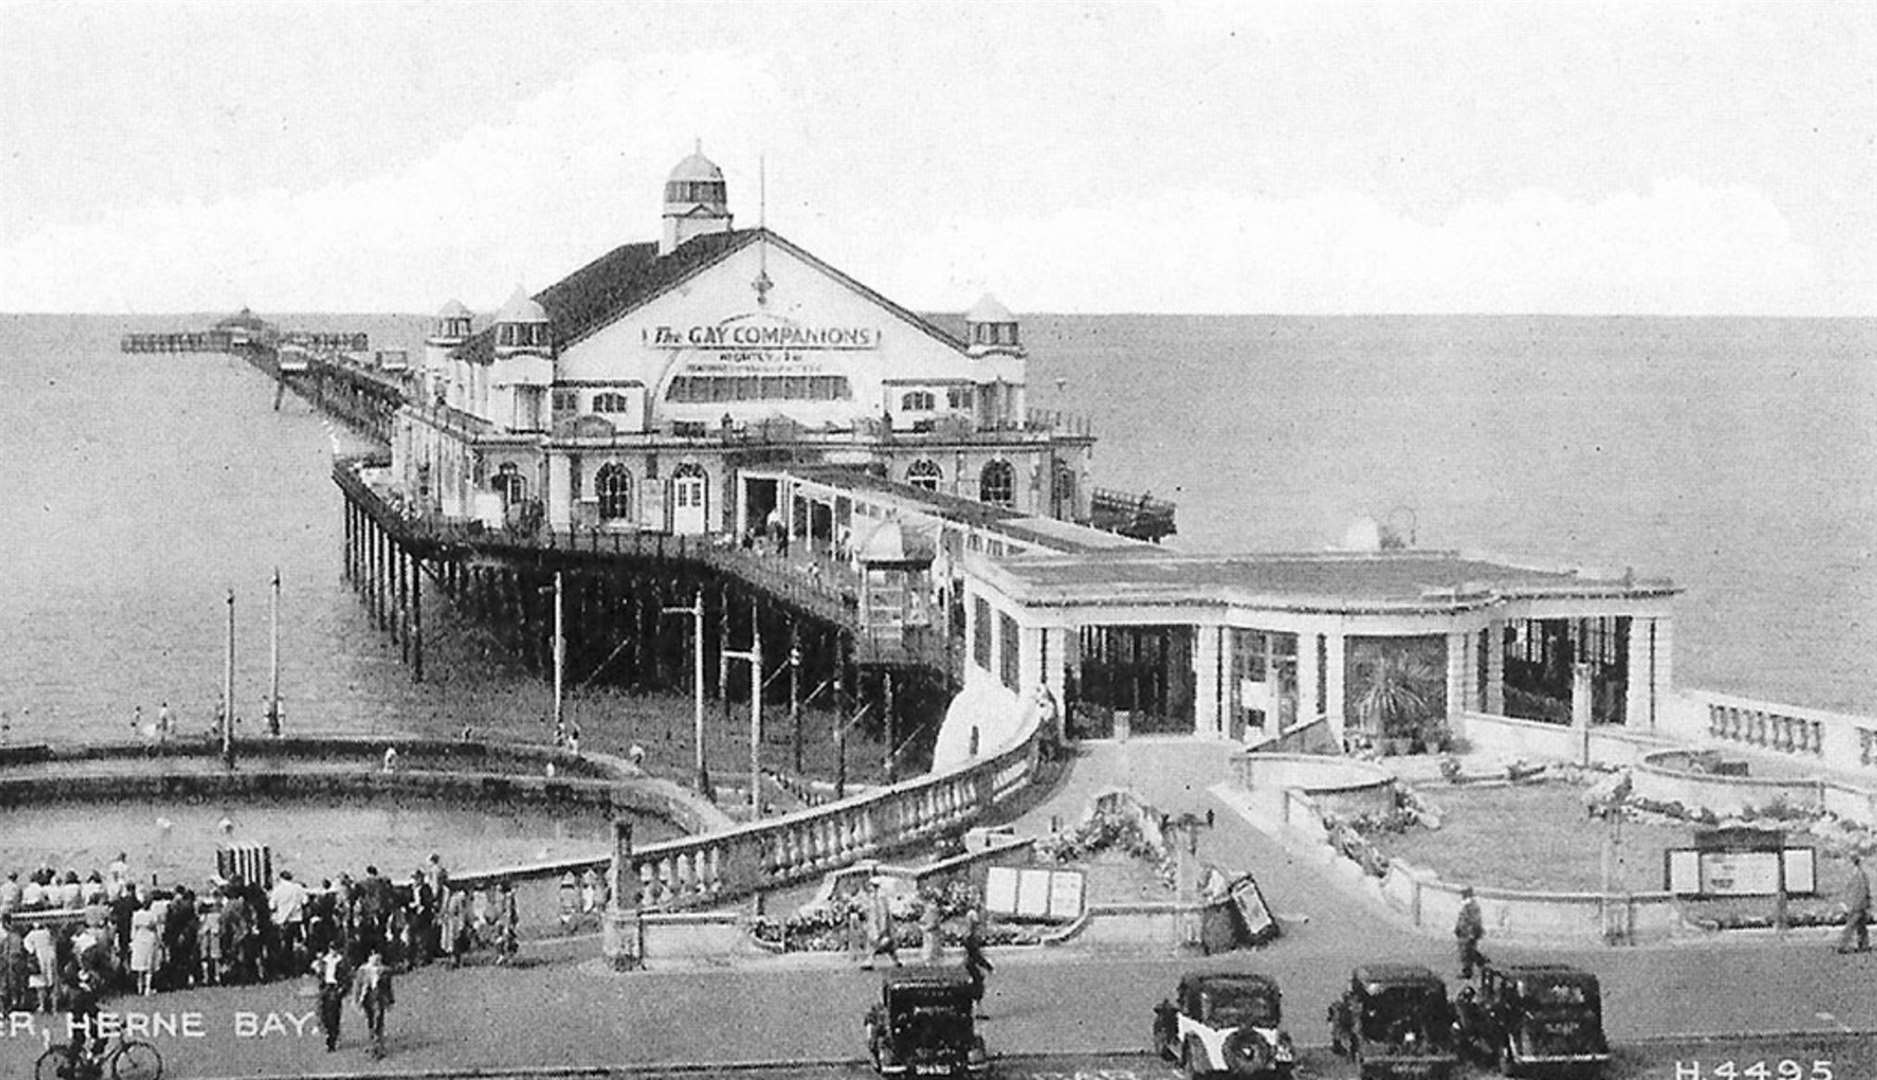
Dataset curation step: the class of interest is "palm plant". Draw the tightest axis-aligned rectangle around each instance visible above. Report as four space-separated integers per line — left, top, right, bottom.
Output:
1352 645 1444 751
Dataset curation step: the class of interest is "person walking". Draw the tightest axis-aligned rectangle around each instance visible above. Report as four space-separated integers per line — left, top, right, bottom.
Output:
918 895 943 964
1455 886 1487 979
960 903 994 1010
25 917 57 1011
442 887 471 968
355 947 394 1058
1837 853 1871 954
0 915 30 1014
312 940 350 1052
861 878 900 970
495 880 519 964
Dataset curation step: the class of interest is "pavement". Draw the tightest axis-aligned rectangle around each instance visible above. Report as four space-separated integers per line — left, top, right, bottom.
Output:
6 740 1876 1080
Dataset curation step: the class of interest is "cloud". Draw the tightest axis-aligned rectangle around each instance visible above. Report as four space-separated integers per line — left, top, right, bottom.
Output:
0 44 1827 317
0 52 790 314
888 179 1821 315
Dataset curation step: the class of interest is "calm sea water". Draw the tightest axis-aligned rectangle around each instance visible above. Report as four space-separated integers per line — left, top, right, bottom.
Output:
1 312 1872 737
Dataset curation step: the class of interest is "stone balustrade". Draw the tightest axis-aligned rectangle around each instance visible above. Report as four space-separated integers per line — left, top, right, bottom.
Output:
626 704 1041 910
1674 689 1875 772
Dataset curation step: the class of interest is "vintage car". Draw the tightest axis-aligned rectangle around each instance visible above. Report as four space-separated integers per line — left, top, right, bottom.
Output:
1153 971 1297 1079
865 966 991 1077
1327 964 1461 1080
1454 963 1610 1077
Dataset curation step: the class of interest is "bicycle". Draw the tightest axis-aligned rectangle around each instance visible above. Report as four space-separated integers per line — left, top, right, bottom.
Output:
33 1030 164 1080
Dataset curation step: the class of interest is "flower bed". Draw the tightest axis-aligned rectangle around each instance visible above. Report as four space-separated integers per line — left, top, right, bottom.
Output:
749 879 1047 953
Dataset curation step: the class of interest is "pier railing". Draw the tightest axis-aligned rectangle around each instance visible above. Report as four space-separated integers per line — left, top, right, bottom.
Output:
338 464 861 628
625 691 1043 909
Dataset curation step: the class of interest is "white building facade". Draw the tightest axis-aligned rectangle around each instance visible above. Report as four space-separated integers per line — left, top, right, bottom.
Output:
391 149 1091 537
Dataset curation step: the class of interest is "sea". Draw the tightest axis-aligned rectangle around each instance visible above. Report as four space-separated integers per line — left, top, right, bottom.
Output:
1 312 1873 745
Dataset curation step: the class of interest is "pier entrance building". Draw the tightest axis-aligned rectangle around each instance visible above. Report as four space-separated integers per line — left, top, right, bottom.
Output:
389 146 1104 543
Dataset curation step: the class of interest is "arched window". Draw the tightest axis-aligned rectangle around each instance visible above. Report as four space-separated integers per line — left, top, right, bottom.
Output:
595 464 632 520
1052 463 1077 515
907 460 942 491
979 460 1014 507
494 462 526 505
900 390 936 412
592 391 632 414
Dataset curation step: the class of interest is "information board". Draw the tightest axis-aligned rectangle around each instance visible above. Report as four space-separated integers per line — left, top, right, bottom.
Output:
1664 846 1817 897
984 866 1088 921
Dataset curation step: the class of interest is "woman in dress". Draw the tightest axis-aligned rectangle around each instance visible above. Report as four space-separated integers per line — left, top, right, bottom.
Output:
129 895 159 995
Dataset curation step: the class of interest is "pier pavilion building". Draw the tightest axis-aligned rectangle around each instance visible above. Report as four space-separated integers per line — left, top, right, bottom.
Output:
391 148 1094 539
956 547 1679 752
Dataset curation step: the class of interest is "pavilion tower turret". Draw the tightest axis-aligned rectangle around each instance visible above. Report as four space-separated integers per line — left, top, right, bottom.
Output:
660 143 733 256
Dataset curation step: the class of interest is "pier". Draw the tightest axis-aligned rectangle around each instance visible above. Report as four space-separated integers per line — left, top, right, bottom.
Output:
334 457 955 795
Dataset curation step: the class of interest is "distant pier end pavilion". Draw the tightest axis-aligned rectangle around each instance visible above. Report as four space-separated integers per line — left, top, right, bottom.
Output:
391 147 1133 542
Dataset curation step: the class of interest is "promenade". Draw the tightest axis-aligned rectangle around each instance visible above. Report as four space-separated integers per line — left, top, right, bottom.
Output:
5 742 1874 1079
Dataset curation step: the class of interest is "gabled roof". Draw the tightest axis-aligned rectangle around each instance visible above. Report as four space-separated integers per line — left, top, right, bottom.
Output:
454 228 969 364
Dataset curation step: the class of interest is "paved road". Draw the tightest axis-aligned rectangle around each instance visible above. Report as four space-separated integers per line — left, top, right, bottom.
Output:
166 1037 1877 1080
8 938 1868 1080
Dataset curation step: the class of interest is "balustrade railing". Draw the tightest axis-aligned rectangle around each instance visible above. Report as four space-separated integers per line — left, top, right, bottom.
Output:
1683 689 1877 772
625 703 1040 910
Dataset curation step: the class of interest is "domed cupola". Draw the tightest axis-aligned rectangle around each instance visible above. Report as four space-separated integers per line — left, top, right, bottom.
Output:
430 298 472 346
965 293 1022 357
660 142 734 256
494 286 551 355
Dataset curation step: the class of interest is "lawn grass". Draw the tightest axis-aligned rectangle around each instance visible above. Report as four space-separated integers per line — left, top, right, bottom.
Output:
1368 779 1859 921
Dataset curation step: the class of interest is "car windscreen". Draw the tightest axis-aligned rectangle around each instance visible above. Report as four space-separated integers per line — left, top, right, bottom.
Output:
1202 986 1279 1027
1359 987 1448 1042
1520 980 1595 1009
894 1004 971 1048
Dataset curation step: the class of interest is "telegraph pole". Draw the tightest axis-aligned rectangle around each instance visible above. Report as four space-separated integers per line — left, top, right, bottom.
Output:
223 589 237 769
720 598 764 817
552 571 565 735
662 591 709 795
267 568 281 736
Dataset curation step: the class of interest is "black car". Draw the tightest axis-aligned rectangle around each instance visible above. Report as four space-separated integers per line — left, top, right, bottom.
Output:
1454 964 1610 1077
865 966 991 1077
1327 964 1460 1080
1153 971 1297 1079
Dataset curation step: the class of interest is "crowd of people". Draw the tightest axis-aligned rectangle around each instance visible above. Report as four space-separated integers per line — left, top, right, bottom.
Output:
0 851 609 1020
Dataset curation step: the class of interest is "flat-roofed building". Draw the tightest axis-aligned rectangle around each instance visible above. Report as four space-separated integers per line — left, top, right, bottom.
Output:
960 547 1678 750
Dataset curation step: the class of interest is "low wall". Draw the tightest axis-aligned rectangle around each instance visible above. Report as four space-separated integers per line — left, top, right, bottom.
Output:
1632 750 1826 817
1232 751 1397 819
1454 711 1665 767
0 734 728 889
1376 858 1687 945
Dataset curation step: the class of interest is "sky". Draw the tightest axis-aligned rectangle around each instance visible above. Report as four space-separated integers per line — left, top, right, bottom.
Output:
1 1 1872 316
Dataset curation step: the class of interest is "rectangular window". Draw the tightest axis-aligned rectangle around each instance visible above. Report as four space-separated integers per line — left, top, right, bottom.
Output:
999 613 1020 692
973 597 992 671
